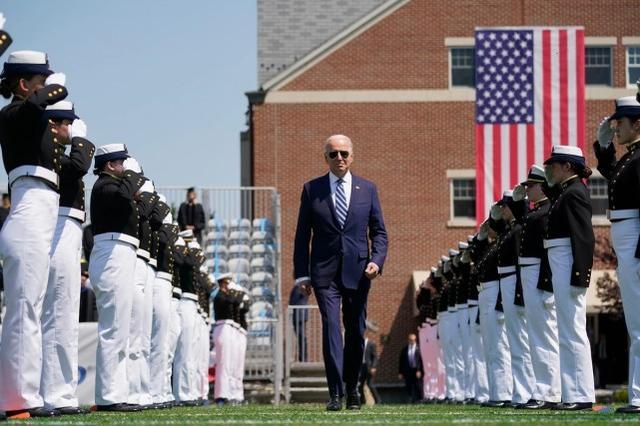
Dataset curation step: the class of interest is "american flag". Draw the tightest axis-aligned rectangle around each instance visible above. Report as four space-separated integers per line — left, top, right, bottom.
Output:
475 27 585 224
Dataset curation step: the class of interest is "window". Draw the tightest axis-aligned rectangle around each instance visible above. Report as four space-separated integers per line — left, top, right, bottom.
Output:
588 176 608 217
450 48 475 87
452 178 476 219
627 46 640 87
585 47 612 86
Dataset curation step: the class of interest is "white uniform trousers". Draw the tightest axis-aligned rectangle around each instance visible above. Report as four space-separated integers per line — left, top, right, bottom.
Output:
127 257 149 405
213 322 237 400
165 297 182 402
231 325 247 402
90 238 137 406
149 276 172 403
0 177 58 411
469 305 490 403
173 298 199 401
418 325 429 399
611 219 640 406
201 319 211 399
548 244 595 403
520 264 561 403
439 311 463 400
139 263 155 403
499 274 535 403
420 323 446 399
41 215 83 409
457 307 475 399
438 313 453 399
478 281 513 402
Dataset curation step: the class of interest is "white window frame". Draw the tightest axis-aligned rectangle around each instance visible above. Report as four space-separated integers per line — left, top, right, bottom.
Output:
445 38 475 90
624 43 640 89
588 170 610 227
585 44 614 87
447 169 477 228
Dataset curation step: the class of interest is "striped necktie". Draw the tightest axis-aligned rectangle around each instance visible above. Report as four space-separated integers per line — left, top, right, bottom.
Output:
335 178 347 228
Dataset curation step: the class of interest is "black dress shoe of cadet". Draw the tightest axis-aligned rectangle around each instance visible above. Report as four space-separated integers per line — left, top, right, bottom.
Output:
506 401 525 409
552 402 593 411
520 400 556 410
481 400 509 408
96 403 142 412
326 395 342 411
346 392 361 410
616 405 640 414
6 407 59 418
57 406 90 415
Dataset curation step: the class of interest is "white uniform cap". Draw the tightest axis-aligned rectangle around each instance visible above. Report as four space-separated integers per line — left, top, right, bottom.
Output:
440 255 450 263
174 237 185 247
178 229 193 239
45 100 73 111
7 50 47 64
188 241 201 250
458 242 469 250
216 272 233 283
448 249 459 257
549 145 584 158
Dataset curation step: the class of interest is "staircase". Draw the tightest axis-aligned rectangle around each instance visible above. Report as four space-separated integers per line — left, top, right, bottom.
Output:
287 362 328 403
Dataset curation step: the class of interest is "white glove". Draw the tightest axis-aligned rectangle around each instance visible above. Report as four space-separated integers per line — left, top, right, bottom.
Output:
478 223 489 240
544 165 556 187
45 72 66 87
68 119 87 139
461 250 471 264
443 261 451 273
490 204 502 220
597 116 614 148
162 212 173 225
122 157 142 173
0 13 6 30
512 184 526 202
139 179 154 194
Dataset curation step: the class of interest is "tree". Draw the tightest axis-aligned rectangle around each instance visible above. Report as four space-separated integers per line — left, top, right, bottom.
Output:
594 236 623 319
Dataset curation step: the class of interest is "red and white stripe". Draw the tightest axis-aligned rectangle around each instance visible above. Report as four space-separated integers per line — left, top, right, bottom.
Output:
475 27 585 225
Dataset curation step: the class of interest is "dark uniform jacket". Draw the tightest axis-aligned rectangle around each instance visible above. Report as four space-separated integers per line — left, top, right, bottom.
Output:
136 192 159 258
149 201 171 263
545 176 594 287
59 137 94 216
214 289 238 321
157 224 179 275
172 245 186 298
519 199 553 292
594 140 640 257
178 202 206 240
497 222 525 306
90 171 145 241
0 86 68 184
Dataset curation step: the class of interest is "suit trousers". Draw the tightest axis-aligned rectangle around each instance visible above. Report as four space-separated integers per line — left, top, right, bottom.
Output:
611 219 640 406
0 177 58 411
149 276 172 403
173 298 199 402
41 215 83 409
90 238 137 406
128 257 149 405
548 244 595 403
165 297 182 402
457 307 475 399
500 274 535 403
478 281 513 402
313 276 369 397
213 322 236 400
468 306 490 403
520 264 561 403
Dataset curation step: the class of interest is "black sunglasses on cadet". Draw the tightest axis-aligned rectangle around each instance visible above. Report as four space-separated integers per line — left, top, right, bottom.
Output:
327 150 350 159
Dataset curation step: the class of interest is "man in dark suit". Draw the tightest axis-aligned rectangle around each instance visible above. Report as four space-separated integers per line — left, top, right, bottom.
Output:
177 187 206 244
359 331 381 404
294 134 388 411
399 333 424 403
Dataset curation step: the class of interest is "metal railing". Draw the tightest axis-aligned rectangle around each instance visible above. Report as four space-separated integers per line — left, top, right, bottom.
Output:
284 305 326 402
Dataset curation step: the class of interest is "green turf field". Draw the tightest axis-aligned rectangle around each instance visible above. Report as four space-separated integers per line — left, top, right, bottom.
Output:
9 403 640 425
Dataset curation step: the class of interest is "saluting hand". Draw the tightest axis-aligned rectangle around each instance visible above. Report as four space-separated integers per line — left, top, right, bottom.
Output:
365 262 379 280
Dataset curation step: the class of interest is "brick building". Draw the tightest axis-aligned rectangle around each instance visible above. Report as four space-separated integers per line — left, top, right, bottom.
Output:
244 0 640 384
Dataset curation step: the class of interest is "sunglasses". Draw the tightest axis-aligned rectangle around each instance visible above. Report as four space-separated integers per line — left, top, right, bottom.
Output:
327 150 350 159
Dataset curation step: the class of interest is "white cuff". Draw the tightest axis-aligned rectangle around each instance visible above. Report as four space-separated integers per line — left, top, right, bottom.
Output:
295 276 310 285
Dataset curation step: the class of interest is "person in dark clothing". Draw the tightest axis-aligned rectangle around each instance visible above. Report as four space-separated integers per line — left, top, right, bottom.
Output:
399 333 424 403
177 187 205 245
81 223 93 263
288 284 309 362
79 262 97 322
359 331 381 404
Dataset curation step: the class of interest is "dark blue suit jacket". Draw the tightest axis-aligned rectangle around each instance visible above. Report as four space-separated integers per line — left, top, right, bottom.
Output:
293 173 388 290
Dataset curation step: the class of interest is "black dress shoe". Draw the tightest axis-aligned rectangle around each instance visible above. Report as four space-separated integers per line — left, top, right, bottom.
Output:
521 400 557 410
6 407 59 418
481 400 510 408
326 395 342 411
552 402 592 411
616 405 640 414
346 392 361 410
506 402 525 409
57 406 90 415
96 403 142 412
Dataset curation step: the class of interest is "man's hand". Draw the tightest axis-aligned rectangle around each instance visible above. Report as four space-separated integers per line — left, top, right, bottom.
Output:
398 373 404 380
365 262 380 280
370 368 377 375
298 280 312 296
416 371 422 379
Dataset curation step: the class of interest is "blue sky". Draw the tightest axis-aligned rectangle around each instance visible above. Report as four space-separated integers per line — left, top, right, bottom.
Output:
1 0 256 187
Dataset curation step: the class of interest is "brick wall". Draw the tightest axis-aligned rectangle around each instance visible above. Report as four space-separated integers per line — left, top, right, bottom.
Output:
251 0 640 382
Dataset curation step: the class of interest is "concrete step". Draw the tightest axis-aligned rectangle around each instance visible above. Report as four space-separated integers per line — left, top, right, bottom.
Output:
290 362 325 377
289 386 330 403
289 376 328 387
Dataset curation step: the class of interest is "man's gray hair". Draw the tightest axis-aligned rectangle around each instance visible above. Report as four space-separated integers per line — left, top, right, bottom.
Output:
324 134 353 153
